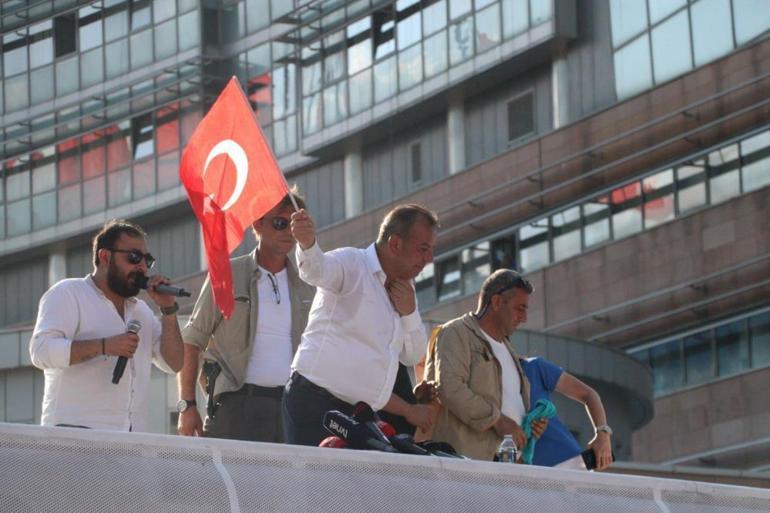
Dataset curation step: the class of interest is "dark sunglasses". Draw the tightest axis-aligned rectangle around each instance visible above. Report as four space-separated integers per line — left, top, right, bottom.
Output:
492 275 533 297
269 216 290 231
108 248 156 269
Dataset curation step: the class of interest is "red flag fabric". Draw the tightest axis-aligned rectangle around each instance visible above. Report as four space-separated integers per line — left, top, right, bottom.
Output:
180 77 289 318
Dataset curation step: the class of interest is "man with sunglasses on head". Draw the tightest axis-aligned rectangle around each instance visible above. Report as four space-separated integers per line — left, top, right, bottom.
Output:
178 188 315 442
30 219 184 431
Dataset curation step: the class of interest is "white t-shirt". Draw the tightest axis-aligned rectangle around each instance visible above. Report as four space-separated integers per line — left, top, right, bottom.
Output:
244 267 293 387
481 329 526 424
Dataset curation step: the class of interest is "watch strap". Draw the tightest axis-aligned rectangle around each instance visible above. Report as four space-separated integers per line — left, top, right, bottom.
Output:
161 302 179 316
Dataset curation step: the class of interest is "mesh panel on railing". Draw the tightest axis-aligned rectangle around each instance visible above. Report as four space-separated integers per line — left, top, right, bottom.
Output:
1 423 769 513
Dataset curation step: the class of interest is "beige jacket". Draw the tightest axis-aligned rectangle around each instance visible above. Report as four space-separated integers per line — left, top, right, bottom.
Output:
182 248 315 399
423 313 530 461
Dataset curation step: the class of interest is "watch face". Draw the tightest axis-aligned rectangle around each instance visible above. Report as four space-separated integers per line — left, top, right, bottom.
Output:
176 399 188 413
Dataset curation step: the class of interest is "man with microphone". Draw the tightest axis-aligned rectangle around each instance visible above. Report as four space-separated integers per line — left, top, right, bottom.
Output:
30 219 184 431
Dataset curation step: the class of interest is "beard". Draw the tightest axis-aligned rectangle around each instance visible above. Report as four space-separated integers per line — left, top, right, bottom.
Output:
107 257 143 298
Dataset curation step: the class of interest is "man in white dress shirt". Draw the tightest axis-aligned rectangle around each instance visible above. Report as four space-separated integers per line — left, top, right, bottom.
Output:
283 204 438 446
30 219 184 431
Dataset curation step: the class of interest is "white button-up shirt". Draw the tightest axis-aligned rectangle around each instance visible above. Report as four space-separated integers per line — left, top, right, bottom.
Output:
292 242 427 410
30 276 173 431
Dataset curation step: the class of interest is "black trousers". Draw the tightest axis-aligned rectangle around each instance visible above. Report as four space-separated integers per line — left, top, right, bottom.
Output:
204 384 284 443
281 372 354 446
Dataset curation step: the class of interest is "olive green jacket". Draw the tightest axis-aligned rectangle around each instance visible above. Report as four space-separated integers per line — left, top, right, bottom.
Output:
182 248 315 400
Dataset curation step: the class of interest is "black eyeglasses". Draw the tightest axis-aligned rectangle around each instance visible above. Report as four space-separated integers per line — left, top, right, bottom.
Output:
492 275 533 298
269 217 290 231
266 272 280 304
108 248 156 269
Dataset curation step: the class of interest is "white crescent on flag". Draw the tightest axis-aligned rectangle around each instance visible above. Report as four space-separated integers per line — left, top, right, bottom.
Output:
202 139 248 211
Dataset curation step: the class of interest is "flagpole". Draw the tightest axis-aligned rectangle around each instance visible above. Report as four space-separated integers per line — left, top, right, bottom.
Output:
233 76 302 212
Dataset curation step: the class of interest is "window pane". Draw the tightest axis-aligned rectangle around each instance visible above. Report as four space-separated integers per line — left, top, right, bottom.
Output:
708 144 741 203
131 0 151 29
246 0 270 32
716 320 749 377
733 0 770 45
7 199 31 236
610 182 642 238
82 133 106 179
302 92 321 134
684 332 713 386
437 257 462 301
415 263 436 308
6 170 30 201
552 206 581 262
675 162 706 214
58 184 81 222
5 74 29 111
324 51 345 84
179 11 200 51
424 30 448 77
56 56 79 96
32 161 56 193
79 8 103 51
154 0 176 22
740 130 770 193
519 219 549 271
609 0 647 47
29 22 53 68
30 66 54 103
83 176 106 214
105 39 129 79
105 8 128 42
449 17 474 65
81 47 104 87
691 0 734 66
108 168 132 206
323 81 348 126
303 60 322 95
133 159 155 198
349 69 372 114
3 35 28 76
374 56 396 103
583 199 610 247
462 242 491 296
423 0 447 35
651 11 692 84
449 0 472 19
650 340 682 395
614 34 652 100
476 3 501 53
130 29 153 70
502 0 529 38
750 312 770 367
348 38 372 75
530 0 552 26
398 43 423 91
643 169 674 229
155 19 177 60
648 0 686 24
397 9 421 50
492 236 517 270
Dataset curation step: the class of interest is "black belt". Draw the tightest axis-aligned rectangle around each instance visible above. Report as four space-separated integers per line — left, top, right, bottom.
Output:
232 383 284 399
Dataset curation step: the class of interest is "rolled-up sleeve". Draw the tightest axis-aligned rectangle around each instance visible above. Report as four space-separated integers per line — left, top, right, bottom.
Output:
433 325 500 432
399 310 428 366
182 275 217 350
30 285 78 369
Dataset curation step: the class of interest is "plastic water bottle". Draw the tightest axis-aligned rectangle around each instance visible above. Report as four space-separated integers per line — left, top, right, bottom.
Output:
496 435 518 463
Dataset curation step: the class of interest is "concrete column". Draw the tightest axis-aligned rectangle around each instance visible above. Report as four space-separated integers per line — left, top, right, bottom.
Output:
344 145 363 218
447 91 466 175
551 47 570 129
48 242 67 286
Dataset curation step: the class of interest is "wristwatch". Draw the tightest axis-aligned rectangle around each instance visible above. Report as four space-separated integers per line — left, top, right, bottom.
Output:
161 302 179 316
177 399 197 413
595 424 613 436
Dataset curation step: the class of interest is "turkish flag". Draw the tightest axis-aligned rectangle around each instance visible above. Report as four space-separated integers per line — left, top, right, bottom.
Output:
180 77 289 318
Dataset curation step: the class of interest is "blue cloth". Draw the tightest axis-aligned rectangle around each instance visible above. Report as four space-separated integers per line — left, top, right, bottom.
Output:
520 357 582 467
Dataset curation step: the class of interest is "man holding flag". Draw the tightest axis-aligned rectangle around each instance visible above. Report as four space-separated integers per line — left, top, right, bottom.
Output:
176 77 313 441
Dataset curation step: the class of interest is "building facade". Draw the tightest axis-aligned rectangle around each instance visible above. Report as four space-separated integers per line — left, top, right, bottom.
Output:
0 0 768 469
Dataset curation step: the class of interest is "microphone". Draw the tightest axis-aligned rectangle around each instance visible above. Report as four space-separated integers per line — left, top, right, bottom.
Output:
136 275 191 297
322 410 398 453
387 433 431 456
112 320 141 385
